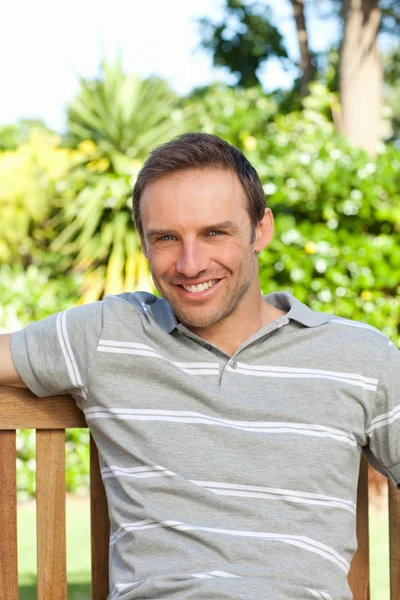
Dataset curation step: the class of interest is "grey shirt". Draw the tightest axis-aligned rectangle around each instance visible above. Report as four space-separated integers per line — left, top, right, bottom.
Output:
11 291 400 600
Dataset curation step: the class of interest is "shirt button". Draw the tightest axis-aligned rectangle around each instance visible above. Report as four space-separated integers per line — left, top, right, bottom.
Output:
230 360 238 369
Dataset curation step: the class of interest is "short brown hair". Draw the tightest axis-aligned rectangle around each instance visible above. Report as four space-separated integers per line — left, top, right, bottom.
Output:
132 133 266 239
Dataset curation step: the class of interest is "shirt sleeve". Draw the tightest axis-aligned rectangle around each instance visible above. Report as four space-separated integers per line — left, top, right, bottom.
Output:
10 301 103 407
363 339 400 489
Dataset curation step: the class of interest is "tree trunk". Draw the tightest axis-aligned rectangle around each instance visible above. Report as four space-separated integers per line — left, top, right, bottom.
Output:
340 0 382 155
291 0 316 96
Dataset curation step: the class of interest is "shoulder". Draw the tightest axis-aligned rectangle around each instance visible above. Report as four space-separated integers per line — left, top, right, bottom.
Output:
313 313 393 371
101 292 177 333
321 314 390 346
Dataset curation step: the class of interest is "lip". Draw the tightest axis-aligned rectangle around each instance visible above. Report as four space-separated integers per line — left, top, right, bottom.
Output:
174 278 223 300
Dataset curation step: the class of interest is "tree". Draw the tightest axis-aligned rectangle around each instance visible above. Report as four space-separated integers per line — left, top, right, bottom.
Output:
339 0 382 155
199 0 400 154
290 0 316 96
199 0 289 88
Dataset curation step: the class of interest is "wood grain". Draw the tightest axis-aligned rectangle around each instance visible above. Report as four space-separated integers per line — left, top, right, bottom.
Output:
389 479 400 599
348 455 370 600
90 435 110 599
36 429 67 600
0 431 18 600
0 387 86 429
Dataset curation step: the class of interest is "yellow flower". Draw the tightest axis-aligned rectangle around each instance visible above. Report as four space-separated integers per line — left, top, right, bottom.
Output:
305 241 317 254
243 136 257 151
361 290 372 301
78 140 97 154
85 158 110 172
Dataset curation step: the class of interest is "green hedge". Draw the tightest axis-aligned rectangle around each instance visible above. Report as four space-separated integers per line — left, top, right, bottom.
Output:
0 265 89 500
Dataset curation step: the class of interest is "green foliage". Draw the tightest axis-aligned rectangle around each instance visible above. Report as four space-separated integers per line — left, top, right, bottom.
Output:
199 0 288 87
0 119 50 151
0 264 81 331
66 57 189 157
188 83 278 144
0 264 89 499
0 129 72 265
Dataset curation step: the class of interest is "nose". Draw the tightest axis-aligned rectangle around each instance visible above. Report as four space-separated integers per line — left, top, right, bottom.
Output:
176 240 210 278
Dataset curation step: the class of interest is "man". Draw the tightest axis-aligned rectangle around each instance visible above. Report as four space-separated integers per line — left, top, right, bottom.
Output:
1 133 399 600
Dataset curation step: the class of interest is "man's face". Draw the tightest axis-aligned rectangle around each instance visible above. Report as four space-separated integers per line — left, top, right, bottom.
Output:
140 168 272 330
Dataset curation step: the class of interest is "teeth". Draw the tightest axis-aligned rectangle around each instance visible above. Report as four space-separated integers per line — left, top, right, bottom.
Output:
183 279 217 293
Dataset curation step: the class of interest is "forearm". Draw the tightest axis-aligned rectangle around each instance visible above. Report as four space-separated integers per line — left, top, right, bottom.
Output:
0 333 28 388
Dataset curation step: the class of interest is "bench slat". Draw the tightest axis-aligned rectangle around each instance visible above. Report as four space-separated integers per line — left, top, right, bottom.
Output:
36 430 67 600
389 481 400 599
0 431 18 600
0 388 86 429
90 435 110 599
348 455 370 600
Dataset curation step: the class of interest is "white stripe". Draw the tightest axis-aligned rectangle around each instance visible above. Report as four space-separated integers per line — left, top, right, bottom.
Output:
177 369 219 374
306 588 333 600
98 346 164 359
189 570 240 579
85 408 356 446
110 519 349 573
328 318 387 337
227 365 376 391
174 362 219 368
101 465 177 480
232 362 377 385
209 570 240 577
56 312 87 398
99 339 156 350
198 486 355 514
367 404 400 433
109 583 132 600
109 518 157 544
60 312 85 388
97 345 219 374
194 480 355 506
100 466 355 513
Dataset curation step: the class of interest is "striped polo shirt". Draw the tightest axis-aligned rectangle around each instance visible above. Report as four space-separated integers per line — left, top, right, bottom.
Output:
11 291 400 600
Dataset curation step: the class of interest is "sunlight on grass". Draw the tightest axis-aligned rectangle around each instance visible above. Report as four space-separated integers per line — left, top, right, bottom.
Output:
369 508 389 599
18 496 91 599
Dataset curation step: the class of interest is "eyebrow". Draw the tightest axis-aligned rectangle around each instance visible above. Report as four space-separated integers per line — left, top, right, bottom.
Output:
145 221 241 241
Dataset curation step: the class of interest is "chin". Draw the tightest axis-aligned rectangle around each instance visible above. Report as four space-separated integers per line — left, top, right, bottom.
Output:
175 307 224 329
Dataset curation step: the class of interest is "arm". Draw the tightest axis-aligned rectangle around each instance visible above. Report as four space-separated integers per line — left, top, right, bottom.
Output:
0 333 28 388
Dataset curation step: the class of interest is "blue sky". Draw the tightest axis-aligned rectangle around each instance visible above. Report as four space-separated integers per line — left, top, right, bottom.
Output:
1 0 340 132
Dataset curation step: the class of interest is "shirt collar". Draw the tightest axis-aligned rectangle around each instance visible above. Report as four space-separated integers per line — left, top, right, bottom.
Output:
263 291 332 327
144 291 331 333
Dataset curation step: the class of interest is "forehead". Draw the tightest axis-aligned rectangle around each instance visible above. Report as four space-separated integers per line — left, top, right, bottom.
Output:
140 169 249 230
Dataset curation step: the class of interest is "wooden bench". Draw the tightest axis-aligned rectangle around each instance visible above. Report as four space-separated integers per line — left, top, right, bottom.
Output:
1 387 400 600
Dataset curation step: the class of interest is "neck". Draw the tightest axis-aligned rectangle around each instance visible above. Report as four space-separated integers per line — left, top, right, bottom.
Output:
187 292 286 356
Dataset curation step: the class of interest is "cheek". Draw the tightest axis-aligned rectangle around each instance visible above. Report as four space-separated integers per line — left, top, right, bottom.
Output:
148 249 176 276
213 242 249 267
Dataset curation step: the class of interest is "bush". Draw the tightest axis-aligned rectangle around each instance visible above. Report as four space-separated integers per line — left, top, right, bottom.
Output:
0 265 90 499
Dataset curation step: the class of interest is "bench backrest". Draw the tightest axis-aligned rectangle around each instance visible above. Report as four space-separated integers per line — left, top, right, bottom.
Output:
1 387 400 600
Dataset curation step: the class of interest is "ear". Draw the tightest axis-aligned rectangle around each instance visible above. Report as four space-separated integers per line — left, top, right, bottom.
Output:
254 208 274 252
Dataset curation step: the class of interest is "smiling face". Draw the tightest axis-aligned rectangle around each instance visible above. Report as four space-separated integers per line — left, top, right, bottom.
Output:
140 168 273 332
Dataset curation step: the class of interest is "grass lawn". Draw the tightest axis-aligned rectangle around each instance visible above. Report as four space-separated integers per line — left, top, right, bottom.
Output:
17 498 390 599
18 496 91 600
